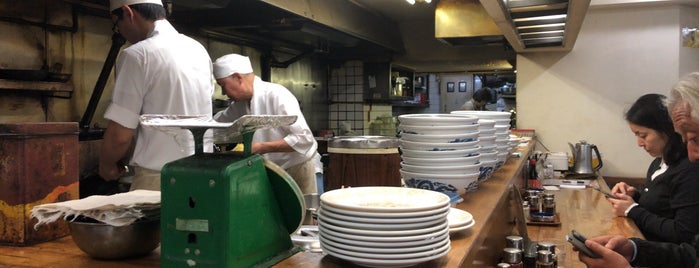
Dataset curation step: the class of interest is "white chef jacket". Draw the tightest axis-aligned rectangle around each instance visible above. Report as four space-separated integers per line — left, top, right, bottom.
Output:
213 76 317 169
104 20 214 171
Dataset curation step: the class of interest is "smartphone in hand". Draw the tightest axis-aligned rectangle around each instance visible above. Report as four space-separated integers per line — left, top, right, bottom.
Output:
594 186 620 199
567 230 601 258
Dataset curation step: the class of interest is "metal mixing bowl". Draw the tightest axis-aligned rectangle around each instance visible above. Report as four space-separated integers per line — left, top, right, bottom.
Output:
68 216 160 259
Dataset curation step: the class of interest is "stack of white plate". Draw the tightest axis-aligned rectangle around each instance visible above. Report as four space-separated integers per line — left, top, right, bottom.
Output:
447 207 476 234
475 119 497 182
451 111 513 170
397 114 481 199
318 187 452 267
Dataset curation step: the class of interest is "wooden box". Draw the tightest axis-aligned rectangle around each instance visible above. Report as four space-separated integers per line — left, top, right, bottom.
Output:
0 122 79 245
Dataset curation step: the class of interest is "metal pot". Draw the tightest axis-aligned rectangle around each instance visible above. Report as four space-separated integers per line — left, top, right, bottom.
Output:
69 216 160 259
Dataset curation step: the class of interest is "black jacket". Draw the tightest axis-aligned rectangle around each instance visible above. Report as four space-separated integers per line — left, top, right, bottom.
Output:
631 235 699 267
628 158 699 243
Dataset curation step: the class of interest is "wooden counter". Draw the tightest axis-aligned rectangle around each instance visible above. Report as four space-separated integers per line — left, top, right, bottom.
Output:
0 142 643 267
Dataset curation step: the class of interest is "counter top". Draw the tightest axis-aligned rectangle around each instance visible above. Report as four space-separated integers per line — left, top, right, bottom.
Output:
0 143 643 267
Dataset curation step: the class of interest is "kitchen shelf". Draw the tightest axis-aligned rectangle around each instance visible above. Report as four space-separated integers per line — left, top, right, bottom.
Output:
0 79 73 92
501 94 516 99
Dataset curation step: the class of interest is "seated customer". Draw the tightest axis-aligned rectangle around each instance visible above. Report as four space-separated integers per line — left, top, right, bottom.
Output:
577 72 699 268
608 93 699 243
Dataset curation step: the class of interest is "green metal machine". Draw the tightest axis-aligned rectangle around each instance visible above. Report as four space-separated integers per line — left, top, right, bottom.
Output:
142 115 304 267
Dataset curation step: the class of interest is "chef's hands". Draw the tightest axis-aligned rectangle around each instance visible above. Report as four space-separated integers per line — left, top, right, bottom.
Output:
251 140 294 155
611 182 636 197
99 162 127 181
576 235 633 268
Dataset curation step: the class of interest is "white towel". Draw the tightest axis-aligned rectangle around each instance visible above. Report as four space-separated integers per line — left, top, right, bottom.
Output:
30 190 160 228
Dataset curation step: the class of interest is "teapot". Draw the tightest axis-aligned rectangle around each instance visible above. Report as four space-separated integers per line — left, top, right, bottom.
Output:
568 140 603 174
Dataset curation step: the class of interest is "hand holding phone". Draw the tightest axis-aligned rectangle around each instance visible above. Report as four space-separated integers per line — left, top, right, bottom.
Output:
567 230 601 258
594 185 620 199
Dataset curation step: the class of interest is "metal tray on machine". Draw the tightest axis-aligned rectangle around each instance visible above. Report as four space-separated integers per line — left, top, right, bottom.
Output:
139 114 297 144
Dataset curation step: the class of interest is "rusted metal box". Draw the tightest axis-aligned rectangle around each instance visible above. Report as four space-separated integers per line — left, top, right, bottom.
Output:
0 122 79 245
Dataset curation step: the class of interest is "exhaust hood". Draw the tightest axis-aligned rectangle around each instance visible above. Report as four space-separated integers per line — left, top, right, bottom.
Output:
435 0 506 47
435 0 590 52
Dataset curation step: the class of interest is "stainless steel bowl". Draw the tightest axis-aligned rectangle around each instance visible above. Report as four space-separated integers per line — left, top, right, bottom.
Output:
68 217 160 259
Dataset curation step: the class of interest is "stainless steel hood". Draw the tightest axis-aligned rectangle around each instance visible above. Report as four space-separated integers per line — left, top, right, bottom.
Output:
480 0 591 52
435 0 591 52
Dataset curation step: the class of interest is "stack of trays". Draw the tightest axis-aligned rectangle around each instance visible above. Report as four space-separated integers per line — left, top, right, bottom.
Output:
397 114 482 199
318 187 452 267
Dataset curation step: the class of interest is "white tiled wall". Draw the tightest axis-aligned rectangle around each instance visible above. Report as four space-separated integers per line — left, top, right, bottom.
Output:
329 60 365 135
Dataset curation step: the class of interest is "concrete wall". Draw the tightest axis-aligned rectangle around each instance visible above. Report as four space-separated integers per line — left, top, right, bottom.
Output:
517 4 699 178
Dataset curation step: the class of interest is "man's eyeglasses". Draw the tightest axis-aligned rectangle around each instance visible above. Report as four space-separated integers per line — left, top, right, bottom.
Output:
111 18 120 34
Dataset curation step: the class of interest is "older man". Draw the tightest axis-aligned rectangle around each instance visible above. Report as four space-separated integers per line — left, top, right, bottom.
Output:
212 53 319 194
578 72 699 268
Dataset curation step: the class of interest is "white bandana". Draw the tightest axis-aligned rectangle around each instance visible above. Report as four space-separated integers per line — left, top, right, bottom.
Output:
213 54 254 79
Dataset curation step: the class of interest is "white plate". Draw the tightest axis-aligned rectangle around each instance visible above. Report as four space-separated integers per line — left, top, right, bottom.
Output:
400 147 480 158
398 113 478 126
321 236 451 260
320 229 450 249
319 205 450 224
321 242 450 268
318 209 446 231
447 208 474 228
319 232 450 254
320 201 450 219
400 139 479 151
319 219 448 237
451 111 512 119
318 223 450 243
399 124 479 135
320 187 450 213
401 155 480 166
449 219 476 234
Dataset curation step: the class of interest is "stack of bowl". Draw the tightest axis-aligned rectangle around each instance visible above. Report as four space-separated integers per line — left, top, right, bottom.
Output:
451 111 513 170
318 187 452 267
397 114 481 199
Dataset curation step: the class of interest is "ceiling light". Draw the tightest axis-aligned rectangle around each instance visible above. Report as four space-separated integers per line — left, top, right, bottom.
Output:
406 0 416 4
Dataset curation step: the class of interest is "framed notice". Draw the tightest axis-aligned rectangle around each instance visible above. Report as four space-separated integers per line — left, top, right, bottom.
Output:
447 82 455 92
458 81 467 92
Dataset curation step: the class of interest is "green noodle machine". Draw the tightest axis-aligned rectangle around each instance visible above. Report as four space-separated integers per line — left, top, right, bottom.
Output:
142 115 304 267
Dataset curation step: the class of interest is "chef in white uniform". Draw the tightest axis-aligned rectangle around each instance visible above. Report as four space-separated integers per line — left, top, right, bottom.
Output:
212 53 319 194
99 0 214 191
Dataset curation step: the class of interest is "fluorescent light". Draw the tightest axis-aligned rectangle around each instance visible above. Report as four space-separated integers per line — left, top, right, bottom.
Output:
406 0 415 4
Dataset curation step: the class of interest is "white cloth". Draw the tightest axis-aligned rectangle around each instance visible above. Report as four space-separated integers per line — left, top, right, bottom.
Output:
30 190 160 228
461 100 476 110
213 76 317 169
213 54 254 79
312 152 323 174
104 20 214 171
110 0 162 11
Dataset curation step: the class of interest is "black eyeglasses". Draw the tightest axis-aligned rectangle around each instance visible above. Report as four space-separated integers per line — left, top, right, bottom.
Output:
112 18 120 34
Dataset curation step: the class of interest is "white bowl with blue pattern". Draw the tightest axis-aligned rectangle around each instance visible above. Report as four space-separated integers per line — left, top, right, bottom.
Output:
400 162 482 175
400 147 480 159
400 140 479 151
401 155 480 166
398 114 479 126
399 124 479 135
401 170 480 196
479 159 498 181
400 132 479 144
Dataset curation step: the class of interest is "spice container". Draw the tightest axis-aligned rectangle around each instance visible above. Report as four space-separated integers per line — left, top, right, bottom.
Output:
537 242 558 267
503 248 524 268
536 250 555 268
506 235 524 251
